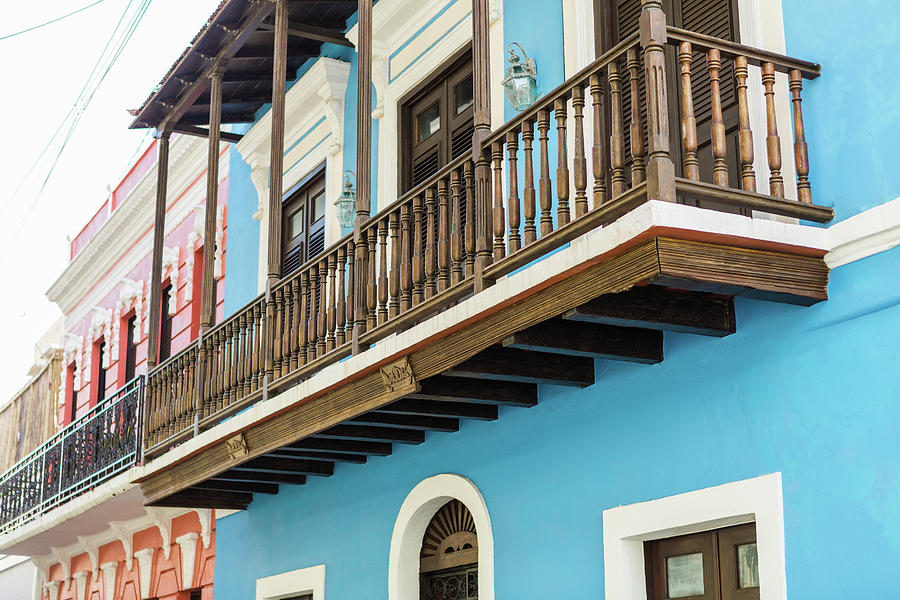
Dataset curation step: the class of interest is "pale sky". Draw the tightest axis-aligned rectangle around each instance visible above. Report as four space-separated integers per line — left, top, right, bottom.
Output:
0 0 222 400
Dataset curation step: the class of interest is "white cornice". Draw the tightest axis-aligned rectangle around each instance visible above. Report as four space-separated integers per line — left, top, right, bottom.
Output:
346 0 455 53
826 197 900 267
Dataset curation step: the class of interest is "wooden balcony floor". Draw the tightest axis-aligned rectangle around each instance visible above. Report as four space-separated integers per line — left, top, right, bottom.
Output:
136 217 828 509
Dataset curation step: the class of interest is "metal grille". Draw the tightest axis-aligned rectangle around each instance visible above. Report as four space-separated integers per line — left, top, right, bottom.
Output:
0 377 143 535
426 567 478 600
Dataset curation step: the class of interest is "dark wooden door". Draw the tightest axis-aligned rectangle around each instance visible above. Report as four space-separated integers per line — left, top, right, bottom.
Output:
597 0 745 212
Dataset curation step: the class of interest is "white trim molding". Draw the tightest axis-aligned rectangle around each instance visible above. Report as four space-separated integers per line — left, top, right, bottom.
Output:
72 570 90 600
134 548 155 600
176 532 199 590
826 196 900 267
603 473 786 600
236 56 351 293
388 474 494 600
255 564 325 600
100 560 118 600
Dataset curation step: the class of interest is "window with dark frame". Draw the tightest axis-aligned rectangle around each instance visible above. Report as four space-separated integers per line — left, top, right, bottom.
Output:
67 362 78 423
645 523 759 600
282 168 327 276
124 315 137 382
95 340 107 404
420 499 478 600
159 285 174 362
399 50 474 194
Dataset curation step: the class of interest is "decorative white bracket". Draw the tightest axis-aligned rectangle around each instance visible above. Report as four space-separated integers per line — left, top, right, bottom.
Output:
109 522 135 571
76 535 100 581
176 532 199 590
147 508 174 560
44 580 62 600
134 548 155 600
49 547 70 582
116 278 145 345
489 0 501 22
371 42 390 120
161 246 180 316
32 556 53 585
72 570 89 600
63 334 83 393
197 509 213 548
100 561 118 600
249 160 269 221
214 204 226 280
90 307 111 342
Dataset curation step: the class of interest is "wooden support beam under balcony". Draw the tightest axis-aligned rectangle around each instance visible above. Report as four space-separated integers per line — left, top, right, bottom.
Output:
444 348 595 388
195 480 280 495
241 456 335 476
314 425 426 445
152 489 253 510
503 319 663 363
379 399 499 421
562 287 736 337
410 376 538 407
216 470 307 486
289 438 393 456
257 20 353 47
350 412 460 432
272 449 368 464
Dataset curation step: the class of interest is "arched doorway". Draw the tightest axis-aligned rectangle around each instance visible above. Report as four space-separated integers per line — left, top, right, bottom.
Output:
420 499 478 599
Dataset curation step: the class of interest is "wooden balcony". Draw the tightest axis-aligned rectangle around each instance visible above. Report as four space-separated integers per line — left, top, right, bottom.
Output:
0 378 143 535
136 25 832 509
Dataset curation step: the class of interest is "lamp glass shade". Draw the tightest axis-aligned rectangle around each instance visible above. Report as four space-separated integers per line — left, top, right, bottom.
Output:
335 187 356 229
502 52 538 111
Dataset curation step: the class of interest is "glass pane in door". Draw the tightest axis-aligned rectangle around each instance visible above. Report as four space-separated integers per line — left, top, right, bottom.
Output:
666 553 704 598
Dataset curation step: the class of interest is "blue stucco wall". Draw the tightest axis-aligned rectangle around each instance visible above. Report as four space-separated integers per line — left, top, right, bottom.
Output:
214 244 900 600
223 138 260 317
783 0 900 221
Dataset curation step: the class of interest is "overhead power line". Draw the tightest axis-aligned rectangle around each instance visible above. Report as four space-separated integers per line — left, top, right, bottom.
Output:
0 0 107 42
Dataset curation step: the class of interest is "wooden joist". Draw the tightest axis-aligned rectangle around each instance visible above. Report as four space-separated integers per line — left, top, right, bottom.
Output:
216 469 307 486
241 456 335 476
410 376 538 407
258 20 353 47
152 488 252 510
563 286 737 337
379 398 499 421
171 124 244 143
444 347 595 387
289 438 393 456
315 425 426 445
271 449 368 464
195 480 279 495
503 318 663 363
350 412 460 432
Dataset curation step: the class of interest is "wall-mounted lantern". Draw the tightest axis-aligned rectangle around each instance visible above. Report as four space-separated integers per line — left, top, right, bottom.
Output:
502 42 538 111
335 170 357 229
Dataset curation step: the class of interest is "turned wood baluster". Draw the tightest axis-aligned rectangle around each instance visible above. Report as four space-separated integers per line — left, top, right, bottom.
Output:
298 272 308 365
281 285 291 378
224 322 233 403
522 119 537 244
378 220 389 324
389 213 400 317
160 369 169 436
729 58 755 193
789 70 812 203
707 49 729 187
424 191 437 299
250 304 261 392
336 247 347 345
608 61 627 197
449 171 464 284
207 331 218 413
555 98 572 225
761 62 785 197
289 278 300 369
238 313 248 395
327 254 337 352
318 258 328 356
537 109 553 236
231 321 240 402
589 74 608 207
412 196 425 305
307 264 318 360
175 356 185 430
273 286 283 374
399 205 412 311
345 240 355 340
463 162 475 276
217 330 226 410
679 43 700 181
506 131 522 252
626 48 646 186
437 179 451 292
572 85 589 218
491 141 506 260
366 229 377 330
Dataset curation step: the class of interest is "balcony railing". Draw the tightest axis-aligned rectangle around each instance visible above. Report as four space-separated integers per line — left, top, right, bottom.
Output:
143 25 832 456
0 377 143 535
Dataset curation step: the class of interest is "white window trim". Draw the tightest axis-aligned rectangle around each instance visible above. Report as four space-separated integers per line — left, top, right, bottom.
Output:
388 473 494 600
603 472 787 600
256 564 326 600
562 0 799 210
347 0 505 211
236 57 351 293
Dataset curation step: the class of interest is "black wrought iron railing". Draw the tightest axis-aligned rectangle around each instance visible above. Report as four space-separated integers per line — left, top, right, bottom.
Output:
0 376 143 536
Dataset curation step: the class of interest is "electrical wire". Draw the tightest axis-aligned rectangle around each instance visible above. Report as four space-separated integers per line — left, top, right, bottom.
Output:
0 0 107 42
0 0 154 265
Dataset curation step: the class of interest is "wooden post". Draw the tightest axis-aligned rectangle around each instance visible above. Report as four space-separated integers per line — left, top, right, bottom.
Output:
472 0 492 291
639 0 675 203
353 0 373 352
200 67 224 332
267 0 289 284
147 131 171 369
